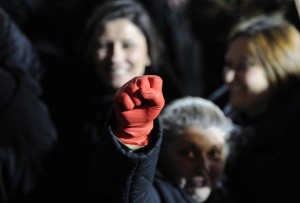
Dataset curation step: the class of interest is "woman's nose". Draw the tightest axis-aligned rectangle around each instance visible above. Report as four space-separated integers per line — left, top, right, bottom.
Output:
195 156 210 174
110 44 125 63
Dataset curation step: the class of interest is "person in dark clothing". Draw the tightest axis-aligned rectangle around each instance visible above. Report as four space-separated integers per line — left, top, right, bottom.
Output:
156 96 234 203
73 0 182 147
60 0 183 202
0 5 43 82
0 7 57 203
211 14 300 202
0 68 57 203
85 76 234 203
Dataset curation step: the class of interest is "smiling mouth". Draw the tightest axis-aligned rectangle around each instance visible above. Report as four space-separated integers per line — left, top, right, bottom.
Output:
109 68 129 76
191 186 211 203
184 176 210 191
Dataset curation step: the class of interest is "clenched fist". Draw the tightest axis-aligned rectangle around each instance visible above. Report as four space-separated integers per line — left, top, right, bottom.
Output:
113 75 165 146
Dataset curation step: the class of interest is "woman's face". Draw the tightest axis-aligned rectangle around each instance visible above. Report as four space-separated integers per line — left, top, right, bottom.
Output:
163 125 227 203
94 18 150 89
224 37 270 112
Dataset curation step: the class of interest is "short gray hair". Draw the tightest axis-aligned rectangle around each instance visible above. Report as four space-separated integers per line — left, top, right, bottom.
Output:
160 96 234 142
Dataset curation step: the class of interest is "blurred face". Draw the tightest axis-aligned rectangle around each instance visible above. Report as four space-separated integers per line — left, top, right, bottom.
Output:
94 18 151 89
162 125 227 203
224 37 270 113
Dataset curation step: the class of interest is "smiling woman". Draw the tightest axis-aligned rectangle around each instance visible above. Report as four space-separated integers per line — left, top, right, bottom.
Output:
211 14 300 203
223 36 271 114
93 18 150 89
80 0 165 92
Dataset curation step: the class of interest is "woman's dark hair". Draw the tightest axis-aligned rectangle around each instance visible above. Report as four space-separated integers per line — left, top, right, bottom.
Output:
75 0 182 103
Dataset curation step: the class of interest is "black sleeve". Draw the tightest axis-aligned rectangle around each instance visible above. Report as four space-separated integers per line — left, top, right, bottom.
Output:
84 118 163 203
0 68 57 202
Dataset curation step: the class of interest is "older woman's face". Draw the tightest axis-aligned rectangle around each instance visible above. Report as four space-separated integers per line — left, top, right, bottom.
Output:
94 18 150 89
163 125 227 203
224 37 270 112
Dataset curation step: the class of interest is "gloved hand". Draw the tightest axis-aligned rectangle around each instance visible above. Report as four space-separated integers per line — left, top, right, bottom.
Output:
113 75 165 146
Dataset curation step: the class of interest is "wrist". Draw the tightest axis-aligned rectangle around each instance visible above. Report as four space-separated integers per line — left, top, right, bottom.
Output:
114 122 153 146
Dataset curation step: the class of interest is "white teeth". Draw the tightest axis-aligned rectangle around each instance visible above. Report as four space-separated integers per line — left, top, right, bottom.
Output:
111 68 128 75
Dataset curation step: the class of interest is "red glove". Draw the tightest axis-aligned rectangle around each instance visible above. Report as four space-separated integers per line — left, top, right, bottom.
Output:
113 75 165 146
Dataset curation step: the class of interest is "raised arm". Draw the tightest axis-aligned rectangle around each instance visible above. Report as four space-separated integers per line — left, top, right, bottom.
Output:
85 75 165 203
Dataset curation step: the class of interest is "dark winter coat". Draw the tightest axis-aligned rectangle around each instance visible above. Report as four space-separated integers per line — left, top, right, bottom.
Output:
85 118 197 203
0 68 57 203
85 118 230 203
218 79 300 203
0 7 57 202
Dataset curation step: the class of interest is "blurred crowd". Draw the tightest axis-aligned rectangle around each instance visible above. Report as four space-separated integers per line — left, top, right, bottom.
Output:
1 0 300 203
1 0 298 98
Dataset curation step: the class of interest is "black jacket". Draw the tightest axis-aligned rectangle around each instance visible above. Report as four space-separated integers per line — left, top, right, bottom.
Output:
85 118 229 203
0 7 57 202
85 119 198 203
85 119 163 203
0 68 57 203
214 79 300 203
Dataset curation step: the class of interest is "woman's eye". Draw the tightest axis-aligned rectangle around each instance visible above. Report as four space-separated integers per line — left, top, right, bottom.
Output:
208 148 222 160
224 59 255 72
237 59 256 71
123 42 135 49
179 148 196 159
